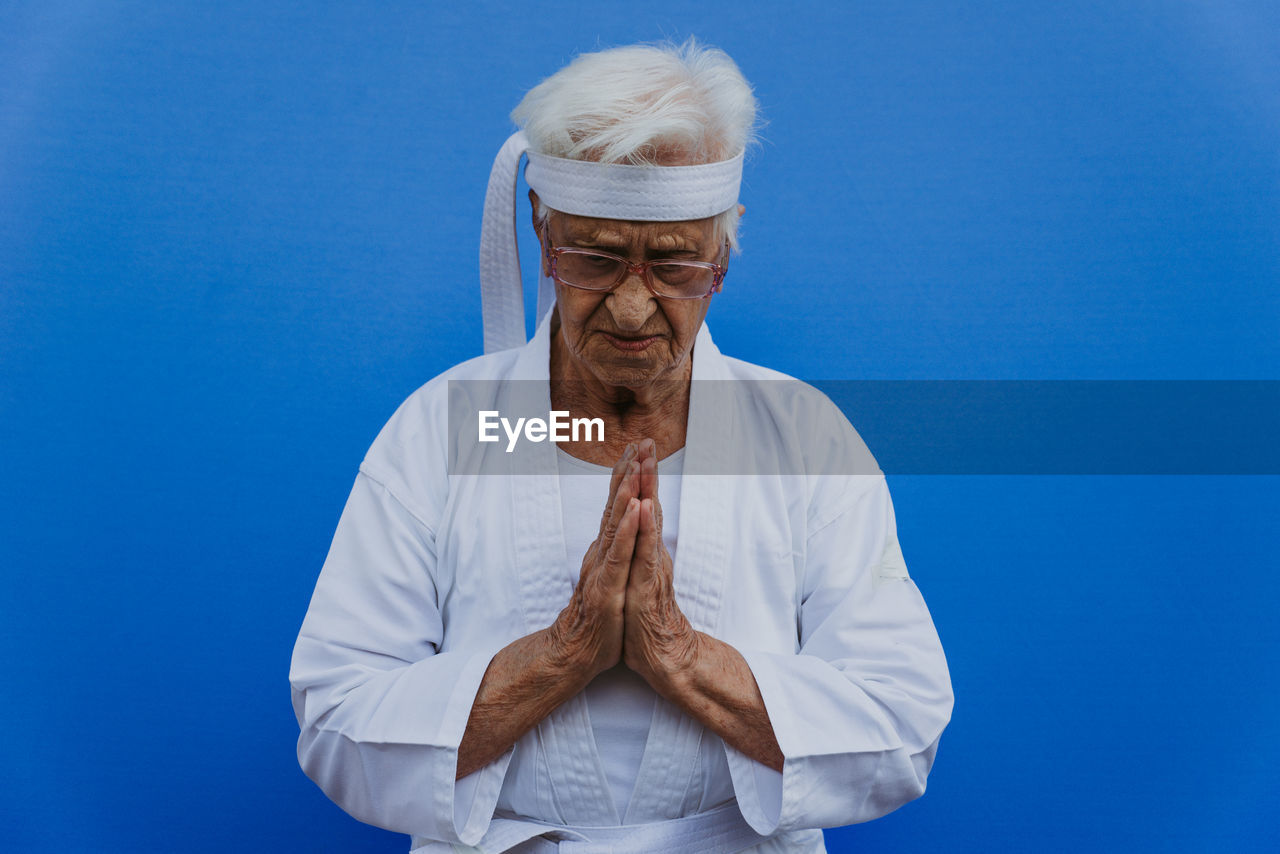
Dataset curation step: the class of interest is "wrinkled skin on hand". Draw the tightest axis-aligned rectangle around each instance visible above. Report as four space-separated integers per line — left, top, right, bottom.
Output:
548 438 702 694
548 442 642 679
460 438 784 779
621 440 703 696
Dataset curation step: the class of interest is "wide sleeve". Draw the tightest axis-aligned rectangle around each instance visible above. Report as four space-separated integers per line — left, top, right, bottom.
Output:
725 474 954 834
288 466 512 846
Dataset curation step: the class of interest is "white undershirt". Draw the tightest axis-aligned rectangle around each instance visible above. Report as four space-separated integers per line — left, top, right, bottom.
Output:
556 446 684 820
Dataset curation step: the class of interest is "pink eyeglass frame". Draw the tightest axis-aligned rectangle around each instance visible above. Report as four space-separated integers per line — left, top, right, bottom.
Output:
540 227 728 300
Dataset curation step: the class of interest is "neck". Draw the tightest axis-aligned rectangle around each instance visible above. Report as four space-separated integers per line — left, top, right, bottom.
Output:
549 318 691 461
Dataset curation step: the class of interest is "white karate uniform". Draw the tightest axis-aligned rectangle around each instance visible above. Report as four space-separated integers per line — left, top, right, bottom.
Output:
289 314 953 853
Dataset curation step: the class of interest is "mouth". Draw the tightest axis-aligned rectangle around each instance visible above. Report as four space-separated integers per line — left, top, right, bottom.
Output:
599 331 662 352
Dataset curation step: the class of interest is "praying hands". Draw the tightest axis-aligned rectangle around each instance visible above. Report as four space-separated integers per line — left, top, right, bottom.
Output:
456 439 783 779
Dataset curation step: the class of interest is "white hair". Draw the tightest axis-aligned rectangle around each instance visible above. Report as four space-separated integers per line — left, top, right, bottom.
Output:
511 38 760 249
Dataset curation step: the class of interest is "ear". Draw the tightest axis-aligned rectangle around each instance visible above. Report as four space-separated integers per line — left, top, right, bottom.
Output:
529 189 542 234
529 189 550 276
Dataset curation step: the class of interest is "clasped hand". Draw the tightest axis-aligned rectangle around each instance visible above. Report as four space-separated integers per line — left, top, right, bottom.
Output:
549 438 701 695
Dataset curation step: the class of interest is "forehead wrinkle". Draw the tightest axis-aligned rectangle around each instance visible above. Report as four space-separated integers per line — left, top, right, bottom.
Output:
555 214 709 253
553 215 626 247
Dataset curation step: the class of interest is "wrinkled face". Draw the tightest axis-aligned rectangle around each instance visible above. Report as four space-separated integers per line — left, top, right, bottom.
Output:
540 210 723 391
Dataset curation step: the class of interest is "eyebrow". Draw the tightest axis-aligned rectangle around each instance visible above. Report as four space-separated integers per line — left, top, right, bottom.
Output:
649 233 701 254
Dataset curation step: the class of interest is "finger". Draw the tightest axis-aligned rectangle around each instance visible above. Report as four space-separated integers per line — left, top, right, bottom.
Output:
637 453 663 533
601 460 639 542
606 443 637 509
636 437 657 466
604 498 640 585
630 437 654 477
599 444 636 534
639 451 658 502
629 499 662 586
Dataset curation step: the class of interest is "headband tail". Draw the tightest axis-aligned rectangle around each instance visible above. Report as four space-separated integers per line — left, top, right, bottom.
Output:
479 131 530 354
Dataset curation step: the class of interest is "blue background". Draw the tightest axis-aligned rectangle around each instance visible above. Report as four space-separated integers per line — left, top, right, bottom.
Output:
2 1 1277 851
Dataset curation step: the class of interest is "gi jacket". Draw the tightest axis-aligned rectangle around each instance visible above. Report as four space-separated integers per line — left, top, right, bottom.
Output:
290 315 953 853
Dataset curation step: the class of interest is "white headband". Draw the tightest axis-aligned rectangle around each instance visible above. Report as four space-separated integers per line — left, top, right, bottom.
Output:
479 130 744 354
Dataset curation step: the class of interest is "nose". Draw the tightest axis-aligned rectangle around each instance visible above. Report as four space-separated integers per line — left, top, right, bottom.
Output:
605 268 658 332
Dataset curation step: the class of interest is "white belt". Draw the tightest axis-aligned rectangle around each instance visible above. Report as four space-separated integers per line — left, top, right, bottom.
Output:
487 804 768 854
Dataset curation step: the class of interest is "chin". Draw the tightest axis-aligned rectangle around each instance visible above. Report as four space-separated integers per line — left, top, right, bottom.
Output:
590 362 663 390
583 348 670 389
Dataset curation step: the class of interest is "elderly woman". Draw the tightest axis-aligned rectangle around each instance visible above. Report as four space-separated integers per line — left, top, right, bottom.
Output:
290 41 952 854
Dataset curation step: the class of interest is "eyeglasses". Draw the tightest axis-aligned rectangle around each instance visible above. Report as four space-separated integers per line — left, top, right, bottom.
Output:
541 230 728 300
